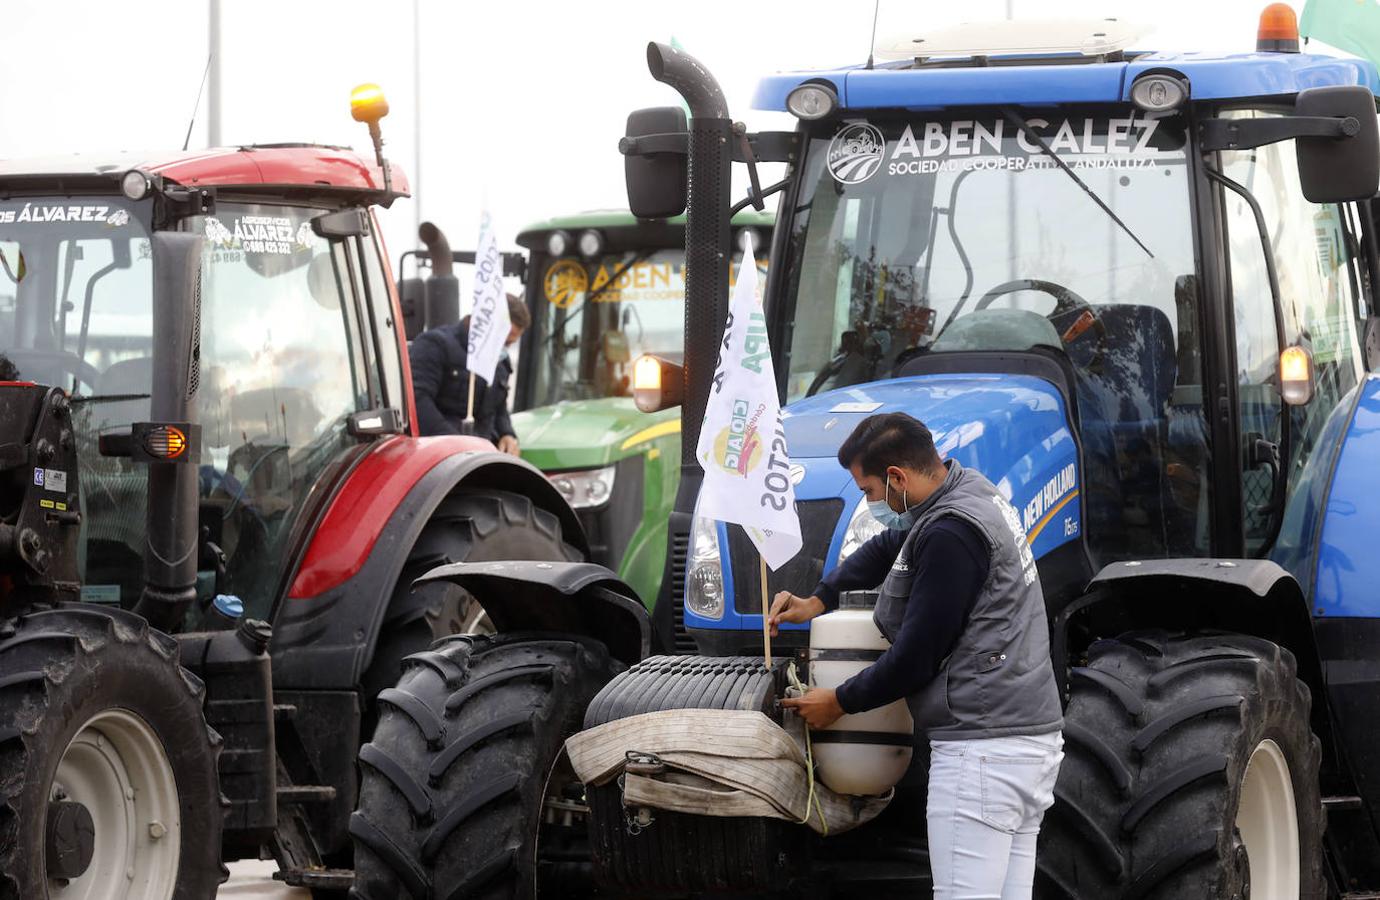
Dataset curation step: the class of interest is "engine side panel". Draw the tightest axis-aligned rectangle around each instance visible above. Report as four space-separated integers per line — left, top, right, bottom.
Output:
1309 376 1380 616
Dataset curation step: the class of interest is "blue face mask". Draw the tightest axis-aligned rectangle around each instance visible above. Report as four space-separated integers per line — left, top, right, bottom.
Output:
869 474 914 531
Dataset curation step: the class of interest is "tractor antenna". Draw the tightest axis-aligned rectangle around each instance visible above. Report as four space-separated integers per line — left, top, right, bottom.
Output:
183 54 213 151
865 0 881 69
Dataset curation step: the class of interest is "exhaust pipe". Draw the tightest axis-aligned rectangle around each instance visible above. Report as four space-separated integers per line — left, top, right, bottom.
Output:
418 221 460 328
644 42 734 649
134 232 204 632
646 41 732 472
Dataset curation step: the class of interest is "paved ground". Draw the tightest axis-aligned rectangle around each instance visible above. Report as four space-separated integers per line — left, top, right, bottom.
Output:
220 860 309 898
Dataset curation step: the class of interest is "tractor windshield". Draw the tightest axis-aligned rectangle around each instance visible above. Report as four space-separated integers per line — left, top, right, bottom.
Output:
779 108 1212 559
529 248 763 406
0 197 376 618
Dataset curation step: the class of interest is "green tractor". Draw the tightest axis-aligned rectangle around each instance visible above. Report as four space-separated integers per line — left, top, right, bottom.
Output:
398 210 771 643
511 210 771 633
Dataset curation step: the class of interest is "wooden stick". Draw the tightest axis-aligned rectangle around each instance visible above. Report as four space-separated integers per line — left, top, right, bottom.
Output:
466 371 477 423
760 555 772 670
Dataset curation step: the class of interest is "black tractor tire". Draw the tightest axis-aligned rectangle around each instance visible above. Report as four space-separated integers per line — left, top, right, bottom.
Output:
350 633 620 900
360 488 581 705
0 604 225 900
1037 630 1324 899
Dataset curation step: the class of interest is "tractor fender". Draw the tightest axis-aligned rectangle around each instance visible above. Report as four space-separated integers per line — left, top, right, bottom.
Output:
415 560 650 666
270 435 589 690
1056 557 1335 762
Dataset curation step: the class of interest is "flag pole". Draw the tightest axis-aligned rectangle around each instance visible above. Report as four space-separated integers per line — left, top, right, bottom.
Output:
466 371 477 424
759 556 772 670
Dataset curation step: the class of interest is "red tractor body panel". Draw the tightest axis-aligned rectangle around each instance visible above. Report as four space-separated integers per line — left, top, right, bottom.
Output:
287 435 494 599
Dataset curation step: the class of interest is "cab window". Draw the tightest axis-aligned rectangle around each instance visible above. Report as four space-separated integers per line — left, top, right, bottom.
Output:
192 203 371 618
1221 113 1365 490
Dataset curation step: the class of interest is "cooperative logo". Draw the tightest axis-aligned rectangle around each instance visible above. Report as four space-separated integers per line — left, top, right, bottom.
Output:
827 123 885 184
543 259 588 308
713 399 765 477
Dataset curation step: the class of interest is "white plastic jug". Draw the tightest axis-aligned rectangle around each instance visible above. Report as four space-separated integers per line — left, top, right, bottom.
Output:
808 609 914 796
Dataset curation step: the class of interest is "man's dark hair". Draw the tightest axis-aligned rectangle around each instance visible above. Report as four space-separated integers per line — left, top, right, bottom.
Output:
507 293 531 330
837 412 942 478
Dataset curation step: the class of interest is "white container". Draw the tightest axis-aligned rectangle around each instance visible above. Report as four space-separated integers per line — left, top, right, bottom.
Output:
808 609 914 796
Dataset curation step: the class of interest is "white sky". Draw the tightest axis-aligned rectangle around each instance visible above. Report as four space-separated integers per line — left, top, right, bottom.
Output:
0 0 1346 293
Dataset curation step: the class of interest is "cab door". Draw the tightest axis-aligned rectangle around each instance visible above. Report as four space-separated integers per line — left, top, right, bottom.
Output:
191 202 388 621
1218 112 1367 557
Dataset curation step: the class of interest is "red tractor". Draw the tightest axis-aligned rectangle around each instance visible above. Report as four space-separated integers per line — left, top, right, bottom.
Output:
0 86 611 897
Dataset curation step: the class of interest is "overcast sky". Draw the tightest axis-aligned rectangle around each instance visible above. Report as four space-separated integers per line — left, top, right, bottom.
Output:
0 0 1343 295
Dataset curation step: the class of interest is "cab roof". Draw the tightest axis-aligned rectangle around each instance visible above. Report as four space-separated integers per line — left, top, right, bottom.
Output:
753 50 1380 112
0 144 410 197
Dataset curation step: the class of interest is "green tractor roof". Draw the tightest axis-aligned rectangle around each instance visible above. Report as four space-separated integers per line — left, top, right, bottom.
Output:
515 207 774 252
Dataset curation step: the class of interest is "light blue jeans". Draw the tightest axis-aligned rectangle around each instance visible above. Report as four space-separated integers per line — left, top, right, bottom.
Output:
926 731 1064 899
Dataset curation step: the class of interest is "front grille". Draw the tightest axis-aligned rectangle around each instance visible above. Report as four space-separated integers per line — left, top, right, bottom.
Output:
727 499 845 615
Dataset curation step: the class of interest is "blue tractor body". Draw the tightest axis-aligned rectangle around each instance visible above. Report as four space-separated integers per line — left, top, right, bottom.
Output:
632 18 1380 897
686 373 1081 637
566 11 1380 894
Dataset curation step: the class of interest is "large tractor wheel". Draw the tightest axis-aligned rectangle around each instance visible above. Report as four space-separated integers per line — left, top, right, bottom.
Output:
360 489 580 704
350 633 620 900
0 605 224 900
1037 630 1324 899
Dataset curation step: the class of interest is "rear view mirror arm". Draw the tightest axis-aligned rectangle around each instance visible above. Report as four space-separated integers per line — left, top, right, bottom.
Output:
1200 114 1361 152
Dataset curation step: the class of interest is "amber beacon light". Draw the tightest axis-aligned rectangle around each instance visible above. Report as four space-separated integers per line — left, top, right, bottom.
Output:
1257 3 1300 53
349 83 390 124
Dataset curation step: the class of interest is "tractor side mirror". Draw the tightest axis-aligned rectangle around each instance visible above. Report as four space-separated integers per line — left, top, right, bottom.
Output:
1295 86 1380 203
621 106 689 219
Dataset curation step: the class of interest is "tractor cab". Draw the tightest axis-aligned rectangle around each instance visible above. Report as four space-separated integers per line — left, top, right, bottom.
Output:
509 209 771 612
631 14 1380 654
0 148 410 625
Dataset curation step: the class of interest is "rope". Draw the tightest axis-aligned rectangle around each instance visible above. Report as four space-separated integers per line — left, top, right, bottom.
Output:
786 661 828 835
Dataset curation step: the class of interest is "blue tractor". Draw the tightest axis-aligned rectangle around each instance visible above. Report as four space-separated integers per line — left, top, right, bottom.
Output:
350 9 1380 899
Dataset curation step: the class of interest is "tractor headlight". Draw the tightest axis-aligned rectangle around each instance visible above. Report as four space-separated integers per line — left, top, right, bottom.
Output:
578 228 606 258
546 230 573 258
121 170 152 201
1130 74 1188 113
686 513 724 620
786 83 839 120
837 495 885 564
549 465 616 509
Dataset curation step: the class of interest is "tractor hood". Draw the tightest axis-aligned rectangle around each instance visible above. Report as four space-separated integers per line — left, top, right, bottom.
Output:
784 372 1082 556
514 398 679 471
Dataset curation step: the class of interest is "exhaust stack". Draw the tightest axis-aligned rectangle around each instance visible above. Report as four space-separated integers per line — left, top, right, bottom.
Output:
134 232 205 631
645 40 732 471
418 221 460 328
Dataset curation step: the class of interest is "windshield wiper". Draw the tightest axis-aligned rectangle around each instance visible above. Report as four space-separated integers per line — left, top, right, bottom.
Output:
543 250 654 349
1001 107 1154 260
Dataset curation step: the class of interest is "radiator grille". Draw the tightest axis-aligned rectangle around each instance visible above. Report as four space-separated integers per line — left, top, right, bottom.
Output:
727 499 845 615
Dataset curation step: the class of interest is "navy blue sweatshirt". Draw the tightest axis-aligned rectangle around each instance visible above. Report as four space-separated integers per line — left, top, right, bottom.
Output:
813 518 990 715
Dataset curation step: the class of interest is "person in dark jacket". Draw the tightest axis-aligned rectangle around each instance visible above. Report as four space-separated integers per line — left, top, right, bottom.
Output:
409 294 530 453
774 412 1063 899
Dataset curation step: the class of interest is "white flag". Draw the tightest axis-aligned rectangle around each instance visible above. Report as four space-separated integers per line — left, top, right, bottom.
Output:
695 250 802 570
466 211 510 385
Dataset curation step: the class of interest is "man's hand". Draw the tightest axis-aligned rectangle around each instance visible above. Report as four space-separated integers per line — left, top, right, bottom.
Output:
781 688 845 730
767 591 825 637
497 434 520 456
